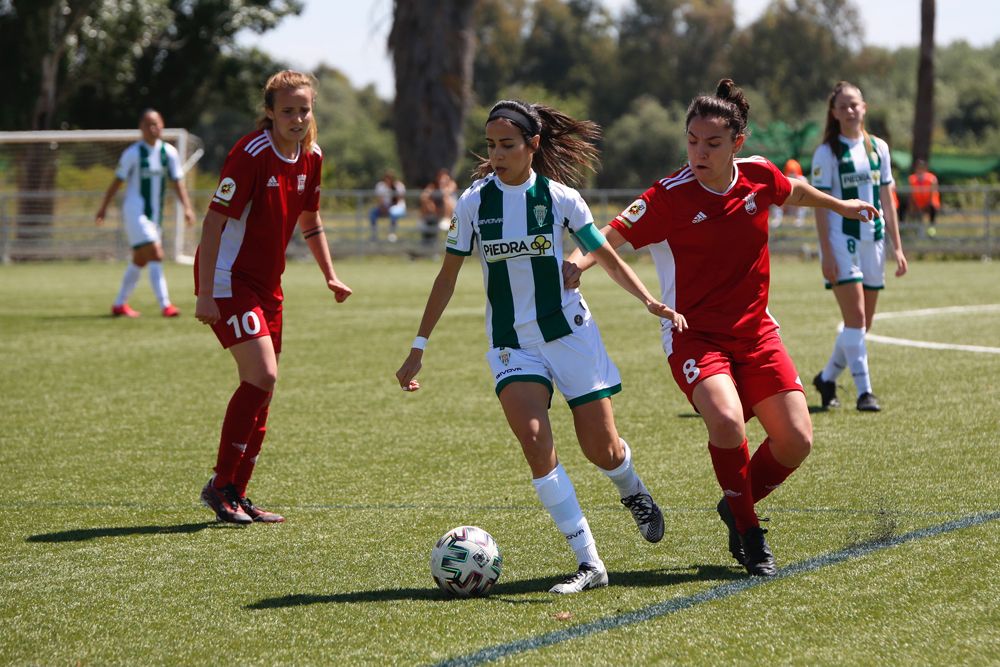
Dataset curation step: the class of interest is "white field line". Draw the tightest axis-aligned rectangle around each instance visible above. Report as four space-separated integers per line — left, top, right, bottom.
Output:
867 304 1000 354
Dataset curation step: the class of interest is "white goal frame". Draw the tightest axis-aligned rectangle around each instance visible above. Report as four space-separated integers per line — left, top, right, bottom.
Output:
0 128 204 263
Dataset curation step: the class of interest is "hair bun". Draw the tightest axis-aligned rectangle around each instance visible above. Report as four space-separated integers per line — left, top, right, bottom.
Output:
716 78 735 98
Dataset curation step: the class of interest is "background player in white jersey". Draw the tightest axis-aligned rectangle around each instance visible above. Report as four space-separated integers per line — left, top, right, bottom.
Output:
396 100 686 594
95 109 194 318
810 82 908 412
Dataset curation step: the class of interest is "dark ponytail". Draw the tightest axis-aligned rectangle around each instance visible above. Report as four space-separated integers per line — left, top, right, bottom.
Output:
685 78 751 140
476 100 601 187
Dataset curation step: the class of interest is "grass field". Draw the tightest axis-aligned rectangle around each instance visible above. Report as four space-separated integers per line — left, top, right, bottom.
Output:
1 256 998 666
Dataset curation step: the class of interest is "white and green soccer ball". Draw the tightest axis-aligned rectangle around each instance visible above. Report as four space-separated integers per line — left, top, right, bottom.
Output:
430 525 503 597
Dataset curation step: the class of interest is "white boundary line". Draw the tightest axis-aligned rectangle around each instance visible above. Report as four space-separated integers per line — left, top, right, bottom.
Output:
868 304 1000 354
433 511 1000 667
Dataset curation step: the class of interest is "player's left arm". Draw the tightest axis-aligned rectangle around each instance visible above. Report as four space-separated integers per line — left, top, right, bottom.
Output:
786 179 879 222
877 142 907 277
172 178 196 226
298 209 352 303
588 239 686 330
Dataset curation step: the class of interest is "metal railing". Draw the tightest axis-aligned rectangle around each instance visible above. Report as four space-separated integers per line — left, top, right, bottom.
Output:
1 186 997 263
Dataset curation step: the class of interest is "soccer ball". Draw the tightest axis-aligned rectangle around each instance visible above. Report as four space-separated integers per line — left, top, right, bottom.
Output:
430 525 503 597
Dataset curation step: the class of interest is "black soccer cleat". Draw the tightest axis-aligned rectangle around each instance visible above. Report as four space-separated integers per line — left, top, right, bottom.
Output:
621 492 665 543
716 498 746 565
740 526 777 577
200 478 252 524
812 372 840 409
235 493 285 523
856 392 881 412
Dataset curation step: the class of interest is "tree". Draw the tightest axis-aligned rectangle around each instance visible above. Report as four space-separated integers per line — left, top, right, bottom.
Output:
912 0 935 163
730 0 863 119
612 0 736 120
470 0 528 105
0 0 301 250
389 1 478 190
600 96 687 188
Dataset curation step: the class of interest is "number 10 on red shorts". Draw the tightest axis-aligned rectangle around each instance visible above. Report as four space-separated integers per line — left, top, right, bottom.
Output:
210 292 283 354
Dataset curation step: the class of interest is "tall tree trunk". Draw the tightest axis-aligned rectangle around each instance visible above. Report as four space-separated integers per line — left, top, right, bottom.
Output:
16 1 96 251
912 0 935 164
389 1 477 190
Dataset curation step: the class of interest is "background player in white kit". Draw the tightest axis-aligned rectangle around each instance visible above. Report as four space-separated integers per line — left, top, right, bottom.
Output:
810 81 908 412
396 99 686 594
96 109 194 318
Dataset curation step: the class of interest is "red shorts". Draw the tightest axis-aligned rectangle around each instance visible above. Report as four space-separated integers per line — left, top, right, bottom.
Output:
209 287 283 354
668 329 803 422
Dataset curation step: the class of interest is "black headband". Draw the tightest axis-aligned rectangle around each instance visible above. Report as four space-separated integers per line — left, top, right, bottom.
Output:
487 108 537 136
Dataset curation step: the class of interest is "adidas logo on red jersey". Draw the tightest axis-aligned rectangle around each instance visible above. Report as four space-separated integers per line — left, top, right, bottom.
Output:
267 176 279 188
692 211 708 224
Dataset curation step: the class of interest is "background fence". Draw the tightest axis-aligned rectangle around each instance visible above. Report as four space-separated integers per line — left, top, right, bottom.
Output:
1 186 997 264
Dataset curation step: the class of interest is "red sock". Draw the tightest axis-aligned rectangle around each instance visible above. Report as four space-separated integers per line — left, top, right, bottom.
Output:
233 403 269 497
213 382 270 489
708 440 758 533
750 438 797 502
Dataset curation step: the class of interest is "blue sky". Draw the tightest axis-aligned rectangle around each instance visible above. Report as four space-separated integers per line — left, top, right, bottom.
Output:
237 1 1000 99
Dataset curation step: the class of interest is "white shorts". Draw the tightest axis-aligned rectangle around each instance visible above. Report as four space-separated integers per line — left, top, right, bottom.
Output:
123 205 162 249
485 315 622 407
821 227 885 290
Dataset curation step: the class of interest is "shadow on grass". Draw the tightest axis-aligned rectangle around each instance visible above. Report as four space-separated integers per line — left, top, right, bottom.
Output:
246 563 743 610
27 522 217 542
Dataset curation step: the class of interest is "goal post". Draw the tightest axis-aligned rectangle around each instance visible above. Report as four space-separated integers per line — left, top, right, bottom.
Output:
0 129 204 263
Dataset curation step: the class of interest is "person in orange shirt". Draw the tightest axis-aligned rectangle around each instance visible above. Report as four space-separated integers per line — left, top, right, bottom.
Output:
782 159 808 226
907 159 941 227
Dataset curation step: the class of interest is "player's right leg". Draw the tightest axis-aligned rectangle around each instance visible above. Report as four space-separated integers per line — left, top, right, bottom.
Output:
496 376 606 594
201 295 278 523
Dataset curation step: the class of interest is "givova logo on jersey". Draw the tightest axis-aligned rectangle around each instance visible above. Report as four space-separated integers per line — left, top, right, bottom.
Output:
482 234 554 263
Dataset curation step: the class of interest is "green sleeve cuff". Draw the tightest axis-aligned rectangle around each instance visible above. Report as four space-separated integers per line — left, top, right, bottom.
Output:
570 222 606 255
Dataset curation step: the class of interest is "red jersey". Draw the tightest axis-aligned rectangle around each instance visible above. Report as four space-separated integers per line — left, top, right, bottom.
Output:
196 129 322 306
610 157 791 341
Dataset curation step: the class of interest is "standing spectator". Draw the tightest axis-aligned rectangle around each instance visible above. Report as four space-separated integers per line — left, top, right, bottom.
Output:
194 70 352 524
370 170 406 242
907 159 941 234
397 99 684 594
96 109 195 318
564 79 878 576
810 81 908 413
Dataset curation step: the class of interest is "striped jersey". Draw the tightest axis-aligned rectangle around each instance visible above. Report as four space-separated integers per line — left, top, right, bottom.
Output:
811 133 892 241
196 129 322 307
114 140 183 225
446 171 594 349
609 157 791 347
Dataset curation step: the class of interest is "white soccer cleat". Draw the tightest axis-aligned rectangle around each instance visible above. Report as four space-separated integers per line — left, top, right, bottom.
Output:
548 562 608 594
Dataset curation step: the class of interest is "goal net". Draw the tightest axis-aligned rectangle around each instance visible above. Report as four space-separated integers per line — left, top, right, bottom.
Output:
0 129 204 263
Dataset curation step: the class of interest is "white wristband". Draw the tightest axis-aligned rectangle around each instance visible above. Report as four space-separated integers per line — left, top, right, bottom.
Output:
411 336 428 351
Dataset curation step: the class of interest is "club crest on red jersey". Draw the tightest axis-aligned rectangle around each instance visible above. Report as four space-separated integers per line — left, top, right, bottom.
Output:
297 174 306 194
743 192 758 214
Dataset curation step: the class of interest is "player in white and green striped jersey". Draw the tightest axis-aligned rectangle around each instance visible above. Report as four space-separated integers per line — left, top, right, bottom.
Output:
96 109 195 318
397 100 687 595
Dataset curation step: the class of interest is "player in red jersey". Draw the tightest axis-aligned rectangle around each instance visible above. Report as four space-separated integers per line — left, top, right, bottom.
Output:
194 70 352 524
566 80 877 576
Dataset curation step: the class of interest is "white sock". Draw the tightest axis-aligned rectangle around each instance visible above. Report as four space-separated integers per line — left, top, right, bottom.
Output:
601 439 646 499
533 463 601 567
821 323 848 382
147 261 171 308
839 326 873 396
115 263 142 306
